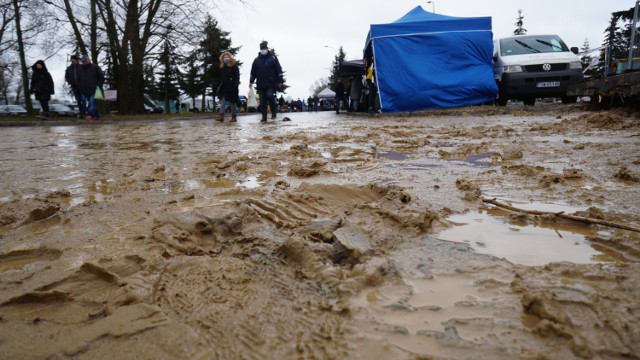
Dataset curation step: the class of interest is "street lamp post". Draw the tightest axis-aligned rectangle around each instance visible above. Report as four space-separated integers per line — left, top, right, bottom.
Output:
324 45 337 52
427 1 435 13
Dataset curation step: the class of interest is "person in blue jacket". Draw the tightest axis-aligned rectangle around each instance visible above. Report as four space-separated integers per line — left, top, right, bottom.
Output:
249 41 284 122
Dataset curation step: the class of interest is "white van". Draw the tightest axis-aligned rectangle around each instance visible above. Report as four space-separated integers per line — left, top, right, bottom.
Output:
493 34 583 105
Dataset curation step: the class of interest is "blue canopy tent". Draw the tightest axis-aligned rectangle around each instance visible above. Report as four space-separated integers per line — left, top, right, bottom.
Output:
364 6 498 112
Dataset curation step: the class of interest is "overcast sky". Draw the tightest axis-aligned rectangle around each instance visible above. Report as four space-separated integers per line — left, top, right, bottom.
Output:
207 0 628 100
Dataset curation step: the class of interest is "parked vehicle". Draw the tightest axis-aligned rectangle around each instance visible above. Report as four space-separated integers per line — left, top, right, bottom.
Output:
0 104 28 115
143 94 164 113
493 34 583 106
143 104 163 113
49 104 77 116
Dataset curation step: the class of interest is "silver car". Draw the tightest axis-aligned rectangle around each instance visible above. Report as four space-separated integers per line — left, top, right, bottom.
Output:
1 105 28 115
49 103 77 116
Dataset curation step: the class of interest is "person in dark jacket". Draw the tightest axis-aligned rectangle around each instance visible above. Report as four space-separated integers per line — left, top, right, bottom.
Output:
334 80 346 114
78 55 105 121
217 52 240 123
249 41 284 122
29 60 54 119
65 55 85 118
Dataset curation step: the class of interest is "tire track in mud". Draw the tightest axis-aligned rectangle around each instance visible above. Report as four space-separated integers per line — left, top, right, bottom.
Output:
140 182 426 358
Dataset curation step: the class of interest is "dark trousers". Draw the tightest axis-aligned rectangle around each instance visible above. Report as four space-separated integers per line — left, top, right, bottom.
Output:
367 80 378 112
72 88 86 116
335 96 347 114
39 99 50 117
257 88 277 120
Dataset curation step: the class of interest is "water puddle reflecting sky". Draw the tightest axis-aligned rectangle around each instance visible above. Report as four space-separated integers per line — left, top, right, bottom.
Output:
437 207 622 266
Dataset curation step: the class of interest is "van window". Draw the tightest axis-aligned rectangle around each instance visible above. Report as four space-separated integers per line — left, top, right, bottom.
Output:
500 35 570 56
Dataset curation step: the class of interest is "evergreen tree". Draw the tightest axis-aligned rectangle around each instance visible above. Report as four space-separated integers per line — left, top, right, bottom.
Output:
603 13 626 61
328 46 346 86
513 9 527 35
269 48 289 93
179 52 205 111
600 8 636 76
143 64 159 101
580 38 592 69
157 40 181 113
579 38 598 79
199 15 240 109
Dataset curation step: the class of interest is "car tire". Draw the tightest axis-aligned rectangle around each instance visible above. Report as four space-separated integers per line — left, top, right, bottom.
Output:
495 81 508 106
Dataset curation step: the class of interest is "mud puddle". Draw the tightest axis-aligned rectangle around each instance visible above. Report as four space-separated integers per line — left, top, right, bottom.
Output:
1 105 639 359
162 171 278 193
437 206 624 266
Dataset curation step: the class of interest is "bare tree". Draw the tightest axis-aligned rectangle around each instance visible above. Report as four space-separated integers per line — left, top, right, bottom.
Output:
11 0 32 112
43 0 237 114
8 0 52 111
309 77 329 97
0 0 15 104
0 0 15 53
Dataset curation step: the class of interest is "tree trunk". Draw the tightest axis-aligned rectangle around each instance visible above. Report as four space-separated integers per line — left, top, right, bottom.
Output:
62 0 87 54
11 0 32 114
90 0 97 60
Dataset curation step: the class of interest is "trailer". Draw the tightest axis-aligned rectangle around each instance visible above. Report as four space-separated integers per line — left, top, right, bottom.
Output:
567 0 640 106
567 69 640 105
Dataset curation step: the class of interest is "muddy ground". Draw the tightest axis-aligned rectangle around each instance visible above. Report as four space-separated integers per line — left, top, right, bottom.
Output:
0 103 639 359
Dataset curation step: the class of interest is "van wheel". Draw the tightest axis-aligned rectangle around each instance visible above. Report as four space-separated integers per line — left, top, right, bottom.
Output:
523 98 536 106
561 95 577 104
495 81 508 106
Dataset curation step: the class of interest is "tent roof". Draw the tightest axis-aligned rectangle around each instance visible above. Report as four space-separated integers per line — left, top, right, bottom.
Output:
316 87 335 98
363 5 497 112
365 6 492 48
336 59 365 78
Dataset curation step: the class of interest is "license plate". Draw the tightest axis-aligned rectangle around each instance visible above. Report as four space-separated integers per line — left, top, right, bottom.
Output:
536 81 560 88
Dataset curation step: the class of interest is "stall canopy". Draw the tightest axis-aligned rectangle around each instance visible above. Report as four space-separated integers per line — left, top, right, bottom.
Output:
336 59 366 78
364 6 498 112
316 87 335 98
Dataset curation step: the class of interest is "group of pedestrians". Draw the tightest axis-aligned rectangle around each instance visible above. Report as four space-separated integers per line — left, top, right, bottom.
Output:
214 40 285 123
29 55 104 120
65 55 105 121
31 40 284 123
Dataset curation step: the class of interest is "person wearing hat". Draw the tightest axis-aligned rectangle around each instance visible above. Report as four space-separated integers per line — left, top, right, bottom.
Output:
249 41 284 122
29 60 54 120
216 52 240 123
77 55 105 121
65 54 85 118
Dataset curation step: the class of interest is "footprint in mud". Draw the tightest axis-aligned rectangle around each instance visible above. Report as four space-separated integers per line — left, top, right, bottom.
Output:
0 248 62 274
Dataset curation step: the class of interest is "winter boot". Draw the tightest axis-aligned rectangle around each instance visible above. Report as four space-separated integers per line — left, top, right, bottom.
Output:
217 113 224 122
230 114 237 122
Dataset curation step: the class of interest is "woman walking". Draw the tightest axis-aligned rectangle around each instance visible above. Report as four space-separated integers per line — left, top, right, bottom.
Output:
217 52 240 123
29 60 54 120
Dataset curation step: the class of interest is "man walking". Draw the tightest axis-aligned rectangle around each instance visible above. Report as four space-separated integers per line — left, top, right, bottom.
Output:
249 41 284 122
78 55 105 121
65 55 85 118
334 80 346 114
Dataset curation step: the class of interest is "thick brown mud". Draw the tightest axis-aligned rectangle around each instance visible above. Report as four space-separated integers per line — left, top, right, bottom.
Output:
0 104 639 359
